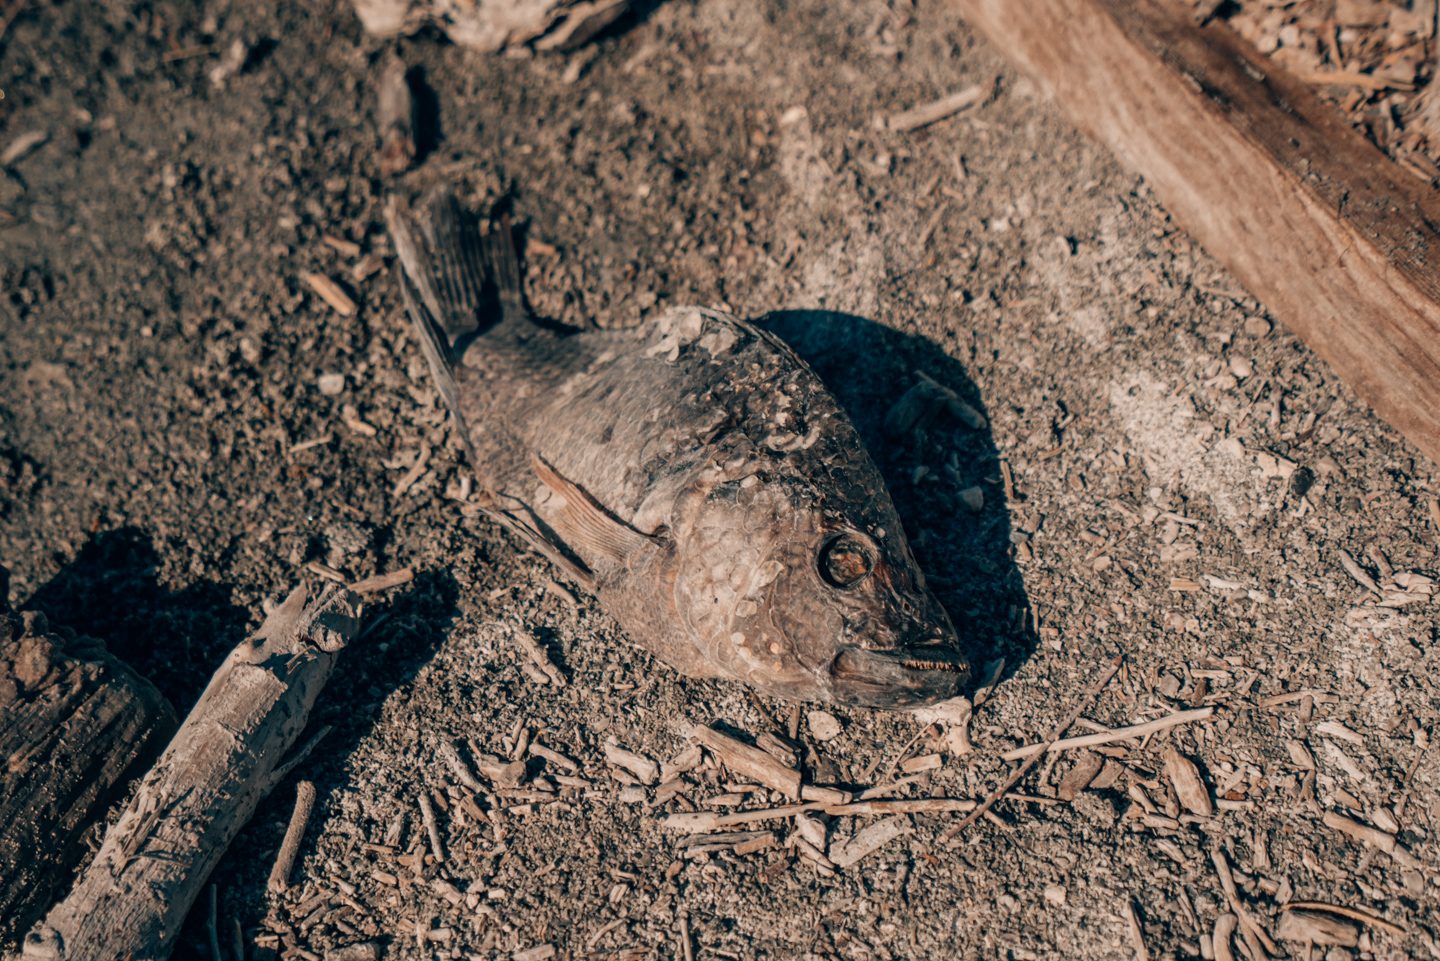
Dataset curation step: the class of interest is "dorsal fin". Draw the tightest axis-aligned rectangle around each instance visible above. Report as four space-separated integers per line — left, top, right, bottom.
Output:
418 189 488 348
532 454 656 568
481 212 526 328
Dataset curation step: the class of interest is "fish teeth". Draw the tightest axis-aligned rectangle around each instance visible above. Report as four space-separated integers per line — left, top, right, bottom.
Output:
901 658 964 674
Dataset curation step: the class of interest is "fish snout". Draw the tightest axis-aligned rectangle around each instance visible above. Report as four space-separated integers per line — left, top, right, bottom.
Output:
827 643 969 709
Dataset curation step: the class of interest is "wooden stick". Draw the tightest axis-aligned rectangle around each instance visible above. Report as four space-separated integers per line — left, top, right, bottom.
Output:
267 781 317 893
1213 914 1239 961
1282 902 1407 937
942 658 1120 841
348 568 414 594
207 885 221 961
418 791 446 862
662 803 825 834
1210 842 1279 958
951 0 1440 467
687 724 801 801
678 912 694 961
21 584 362 961
886 81 991 131
1122 899 1150 961
824 798 976 816
1001 708 1213 760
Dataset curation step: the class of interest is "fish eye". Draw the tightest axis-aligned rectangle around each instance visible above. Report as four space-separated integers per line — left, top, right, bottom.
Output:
819 533 874 589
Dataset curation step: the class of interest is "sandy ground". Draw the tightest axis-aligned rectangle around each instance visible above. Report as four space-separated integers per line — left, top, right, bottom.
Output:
2 0 1438 958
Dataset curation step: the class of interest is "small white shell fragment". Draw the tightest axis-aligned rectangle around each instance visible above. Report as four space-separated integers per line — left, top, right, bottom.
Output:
807 711 842 742
318 373 346 395
795 812 828 849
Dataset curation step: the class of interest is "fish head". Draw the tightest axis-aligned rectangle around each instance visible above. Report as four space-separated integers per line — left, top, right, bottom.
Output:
764 522 971 709
683 478 970 709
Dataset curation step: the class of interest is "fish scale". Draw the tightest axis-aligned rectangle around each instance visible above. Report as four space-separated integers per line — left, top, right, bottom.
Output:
386 188 972 708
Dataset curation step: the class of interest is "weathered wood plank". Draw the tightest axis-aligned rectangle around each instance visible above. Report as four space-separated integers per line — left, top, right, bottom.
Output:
17 583 361 961
0 609 177 950
953 0 1440 465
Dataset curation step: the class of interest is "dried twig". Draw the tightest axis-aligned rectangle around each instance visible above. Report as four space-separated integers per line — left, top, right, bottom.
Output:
663 803 826 834
856 773 931 800
349 568 414 593
687 724 801 800
438 741 486 792
1258 690 1336 708
678 912 694 961
1122 900 1149 961
1322 811 1421 868
300 272 358 317
512 630 566 686
0 129 46 166
1211 842 1277 959
25 585 360 959
887 80 993 131
824 798 975 816
376 57 415 177
1337 549 1379 593
1001 707 1213 760
942 658 1121 840
267 781 317 893
881 726 930 784
1282 902 1406 937
1213 914 1239 961
604 739 659 785
207 885 221 961
530 742 579 772
392 444 432 498
418 791 446 862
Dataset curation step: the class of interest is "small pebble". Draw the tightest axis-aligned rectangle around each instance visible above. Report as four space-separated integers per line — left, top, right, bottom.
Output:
808 711 842 741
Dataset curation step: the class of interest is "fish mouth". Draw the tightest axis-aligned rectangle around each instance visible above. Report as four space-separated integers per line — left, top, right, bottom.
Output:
828 646 971 709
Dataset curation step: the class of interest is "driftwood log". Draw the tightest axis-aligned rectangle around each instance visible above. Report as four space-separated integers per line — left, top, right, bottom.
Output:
0 607 177 949
18 583 362 961
952 0 1440 467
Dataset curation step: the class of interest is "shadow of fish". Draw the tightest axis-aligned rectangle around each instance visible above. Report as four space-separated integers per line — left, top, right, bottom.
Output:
386 189 971 708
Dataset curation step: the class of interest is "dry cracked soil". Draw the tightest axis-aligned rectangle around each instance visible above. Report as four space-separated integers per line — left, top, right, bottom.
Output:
1 0 1439 959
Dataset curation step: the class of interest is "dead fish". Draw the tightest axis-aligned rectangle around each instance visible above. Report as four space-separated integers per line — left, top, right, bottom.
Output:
385 189 971 708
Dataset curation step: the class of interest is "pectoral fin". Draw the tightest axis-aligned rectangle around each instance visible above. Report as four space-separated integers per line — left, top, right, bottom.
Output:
532 454 656 568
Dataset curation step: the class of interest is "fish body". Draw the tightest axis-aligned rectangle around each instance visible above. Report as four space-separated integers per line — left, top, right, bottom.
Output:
388 190 971 708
